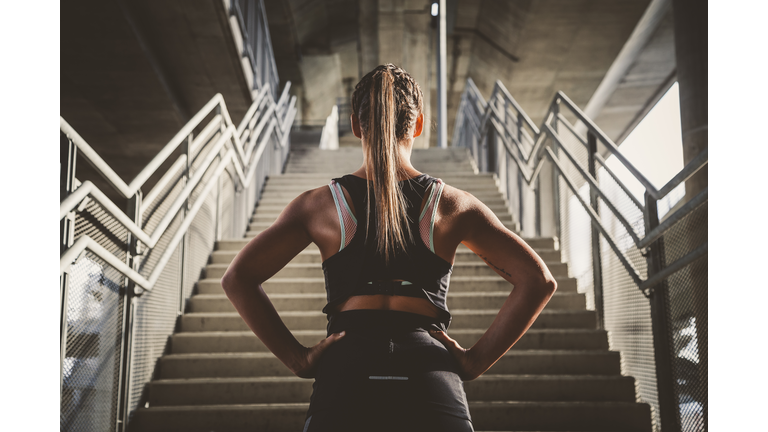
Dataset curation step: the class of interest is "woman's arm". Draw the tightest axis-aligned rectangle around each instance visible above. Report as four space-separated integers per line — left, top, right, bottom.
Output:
221 189 344 378
429 187 557 380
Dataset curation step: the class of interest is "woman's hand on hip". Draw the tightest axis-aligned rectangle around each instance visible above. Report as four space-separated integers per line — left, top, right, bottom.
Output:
291 331 346 378
429 330 483 381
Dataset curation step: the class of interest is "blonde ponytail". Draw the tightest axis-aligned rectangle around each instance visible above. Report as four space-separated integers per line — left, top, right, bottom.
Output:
352 64 424 262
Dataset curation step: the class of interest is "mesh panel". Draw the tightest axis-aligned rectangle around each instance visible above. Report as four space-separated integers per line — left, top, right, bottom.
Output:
65 194 129 431
61 252 124 432
220 172 235 238
660 201 708 431
128 211 184 417
74 199 128 262
141 165 185 236
595 165 658 429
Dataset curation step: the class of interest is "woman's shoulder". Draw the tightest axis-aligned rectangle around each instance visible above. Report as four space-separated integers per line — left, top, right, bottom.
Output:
277 184 336 222
438 182 484 214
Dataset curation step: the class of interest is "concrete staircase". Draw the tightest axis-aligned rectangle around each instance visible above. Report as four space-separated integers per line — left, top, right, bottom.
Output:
132 147 653 431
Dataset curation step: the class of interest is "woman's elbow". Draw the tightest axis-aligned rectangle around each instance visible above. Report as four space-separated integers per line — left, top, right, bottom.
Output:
220 267 242 297
542 277 557 297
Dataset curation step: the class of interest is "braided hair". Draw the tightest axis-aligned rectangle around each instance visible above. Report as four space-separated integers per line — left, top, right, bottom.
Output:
351 64 425 262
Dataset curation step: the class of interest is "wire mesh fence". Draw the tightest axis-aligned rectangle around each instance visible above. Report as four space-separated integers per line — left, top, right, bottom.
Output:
61 251 125 432
659 201 708 431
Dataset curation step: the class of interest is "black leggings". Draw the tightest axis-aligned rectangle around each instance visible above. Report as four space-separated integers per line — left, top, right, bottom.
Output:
303 310 474 432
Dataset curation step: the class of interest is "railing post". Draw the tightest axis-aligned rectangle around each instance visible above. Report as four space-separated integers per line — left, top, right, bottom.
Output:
60 133 77 394
178 133 192 317
587 132 605 328
116 192 142 432
215 105 225 240
551 99 562 242
644 192 681 432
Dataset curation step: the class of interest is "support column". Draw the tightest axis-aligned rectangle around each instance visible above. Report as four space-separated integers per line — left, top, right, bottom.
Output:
670 1 707 429
671 0 707 200
436 0 447 148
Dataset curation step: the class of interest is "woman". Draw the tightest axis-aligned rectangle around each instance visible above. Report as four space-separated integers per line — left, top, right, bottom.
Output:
221 64 557 432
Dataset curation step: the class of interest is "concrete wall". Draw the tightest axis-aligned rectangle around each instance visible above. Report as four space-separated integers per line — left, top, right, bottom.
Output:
265 0 679 151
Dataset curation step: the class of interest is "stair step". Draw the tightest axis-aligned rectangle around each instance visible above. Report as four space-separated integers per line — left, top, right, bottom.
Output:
204 261 569 279
215 237 557 251
179 309 596 332
131 401 651 432
260 184 505 194
209 249 564 273
257 190 505 201
216 243 561 263
147 374 636 406
196 276 578 295
263 173 498 186
157 349 621 379
253 196 508 207
245 219 517 234
187 290 585 319
210 248 540 265
250 208 513 222
170 329 608 354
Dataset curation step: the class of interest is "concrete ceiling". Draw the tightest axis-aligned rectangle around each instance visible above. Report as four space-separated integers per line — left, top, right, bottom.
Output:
61 0 253 202
263 0 677 147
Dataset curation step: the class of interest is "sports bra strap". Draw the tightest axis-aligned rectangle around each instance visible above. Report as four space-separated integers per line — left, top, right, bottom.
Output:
328 180 357 251
419 179 445 252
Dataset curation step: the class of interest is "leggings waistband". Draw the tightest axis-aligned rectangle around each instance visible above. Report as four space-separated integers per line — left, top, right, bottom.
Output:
327 309 443 336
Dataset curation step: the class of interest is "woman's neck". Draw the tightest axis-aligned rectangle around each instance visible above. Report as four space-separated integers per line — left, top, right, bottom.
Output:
354 139 421 180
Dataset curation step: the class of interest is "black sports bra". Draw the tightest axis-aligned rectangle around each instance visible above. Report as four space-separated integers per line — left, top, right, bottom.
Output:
321 173 453 332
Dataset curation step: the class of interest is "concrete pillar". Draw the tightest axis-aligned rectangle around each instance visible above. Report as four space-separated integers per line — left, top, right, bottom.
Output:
436 0 447 148
377 0 433 148
672 0 707 200
670 0 707 429
298 55 344 125
358 0 379 74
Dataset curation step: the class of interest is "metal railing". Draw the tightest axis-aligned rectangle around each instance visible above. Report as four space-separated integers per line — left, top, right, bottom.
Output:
228 0 280 100
60 86 296 432
452 77 707 432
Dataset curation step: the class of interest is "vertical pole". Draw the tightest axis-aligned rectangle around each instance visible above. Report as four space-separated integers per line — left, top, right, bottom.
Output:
179 134 192 317
551 99 562 242
644 192 681 432
215 170 222 242
587 132 604 329
117 192 142 432
436 0 447 148
530 110 541 236
60 134 77 394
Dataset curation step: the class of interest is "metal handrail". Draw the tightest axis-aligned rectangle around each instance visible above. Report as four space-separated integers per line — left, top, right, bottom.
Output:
230 0 281 100
60 86 297 292
451 77 708 294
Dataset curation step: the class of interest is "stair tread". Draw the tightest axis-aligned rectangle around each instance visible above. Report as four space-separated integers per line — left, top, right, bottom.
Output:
206 261 564 268
197 275 574 283
151 374 633 385
138 400 649 410
174 328 605 336
182 309 594 317
160 349 620 360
